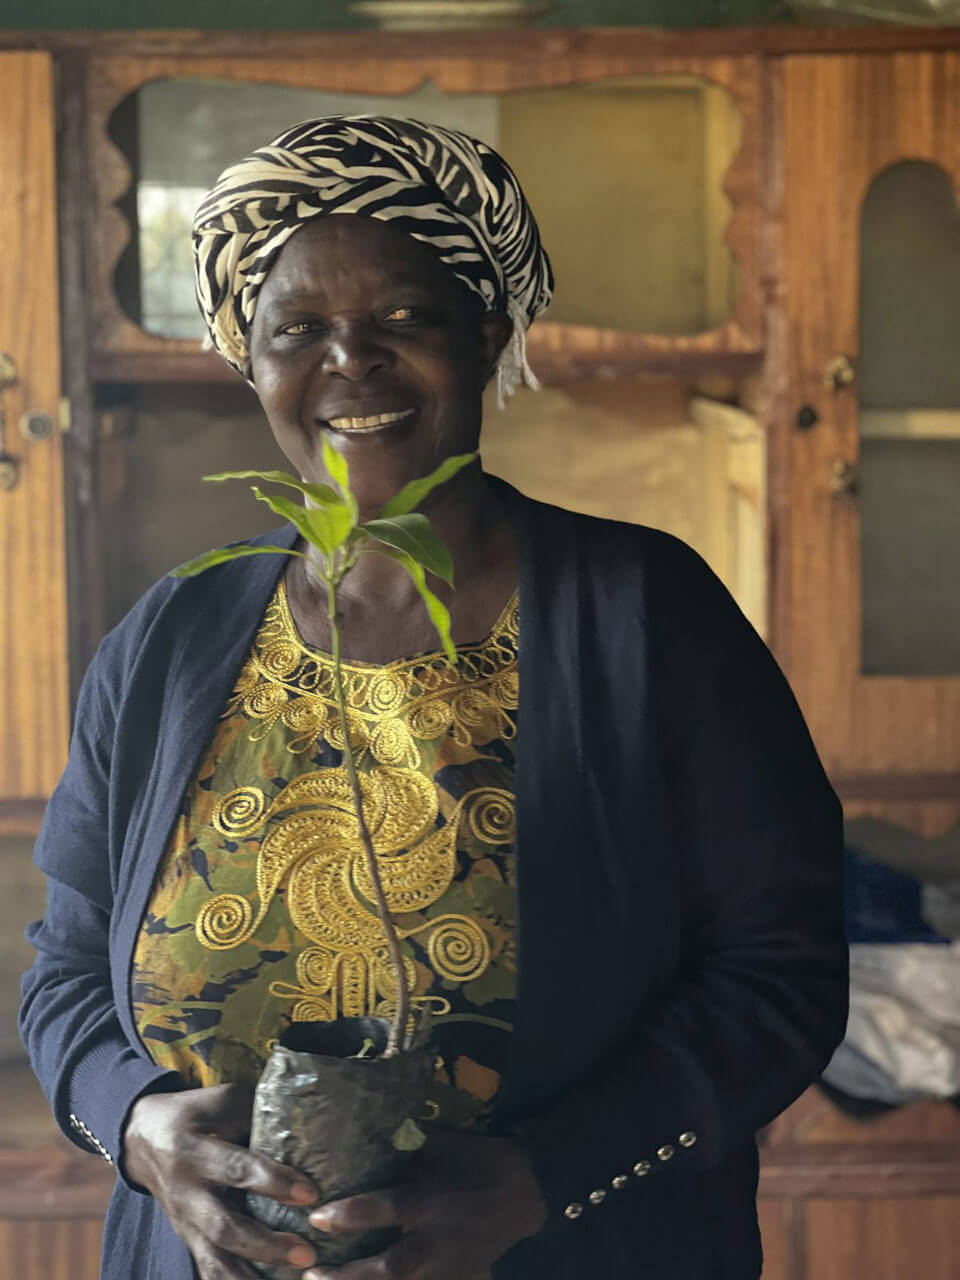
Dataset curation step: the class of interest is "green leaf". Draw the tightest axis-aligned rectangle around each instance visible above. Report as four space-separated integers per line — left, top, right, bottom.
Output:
377 548 456 664
168 544 304 578
377 452 477 519
203 469 339 506
321 437 359 524
306 502 355 556
391 1118 427 1152
362 514 454 586
249 487 354 561
250 486 333 555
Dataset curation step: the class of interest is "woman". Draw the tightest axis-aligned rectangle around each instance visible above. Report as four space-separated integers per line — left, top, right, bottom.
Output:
20 117 847 1280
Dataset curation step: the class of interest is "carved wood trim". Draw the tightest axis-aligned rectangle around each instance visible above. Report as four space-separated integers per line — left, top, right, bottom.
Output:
90 341 765 386
4 27 960 58
85 49 765 375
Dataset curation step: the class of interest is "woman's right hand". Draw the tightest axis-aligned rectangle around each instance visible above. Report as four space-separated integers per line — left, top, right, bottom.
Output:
122 1082 320 1279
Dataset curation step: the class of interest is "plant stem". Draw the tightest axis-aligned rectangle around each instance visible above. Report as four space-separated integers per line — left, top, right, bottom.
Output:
326 582 409 1057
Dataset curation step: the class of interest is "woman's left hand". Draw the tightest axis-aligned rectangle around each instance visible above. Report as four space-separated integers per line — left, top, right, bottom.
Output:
303 1127 547 1279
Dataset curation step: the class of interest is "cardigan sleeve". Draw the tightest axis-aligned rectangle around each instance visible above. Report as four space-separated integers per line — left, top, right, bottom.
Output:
19 632 184 1188
507 534 848 1229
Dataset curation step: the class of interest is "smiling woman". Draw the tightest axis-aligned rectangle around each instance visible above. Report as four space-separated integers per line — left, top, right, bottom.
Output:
21 115 848 1280
248 215 516 661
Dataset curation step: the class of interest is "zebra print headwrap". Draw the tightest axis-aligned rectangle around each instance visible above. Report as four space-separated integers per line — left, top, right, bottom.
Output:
192 116 554 405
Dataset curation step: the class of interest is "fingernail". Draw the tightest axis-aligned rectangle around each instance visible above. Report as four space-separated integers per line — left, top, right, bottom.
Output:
309 1209 331 1229
288 1244 316 1267
291 1183 318 1203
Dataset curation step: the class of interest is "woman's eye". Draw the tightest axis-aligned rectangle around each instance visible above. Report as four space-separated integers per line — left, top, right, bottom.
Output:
279 321 320 337
384 306 420 322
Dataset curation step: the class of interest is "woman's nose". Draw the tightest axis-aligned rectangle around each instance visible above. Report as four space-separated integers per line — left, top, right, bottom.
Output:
320 320 392 381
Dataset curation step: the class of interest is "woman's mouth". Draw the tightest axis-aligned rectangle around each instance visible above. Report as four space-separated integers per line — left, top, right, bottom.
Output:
325 408 416 434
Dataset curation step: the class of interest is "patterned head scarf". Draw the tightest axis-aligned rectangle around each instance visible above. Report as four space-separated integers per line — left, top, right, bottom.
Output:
192 115 554 406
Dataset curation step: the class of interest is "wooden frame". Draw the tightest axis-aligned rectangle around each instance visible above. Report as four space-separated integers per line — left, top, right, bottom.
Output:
84 44 766 383
4 26 960 58
4 30 960 1280
775 51 960 780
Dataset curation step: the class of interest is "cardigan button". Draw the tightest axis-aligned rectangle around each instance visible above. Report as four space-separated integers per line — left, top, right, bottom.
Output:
564 1202 584 1221
589 1189 606 1205
657 1145 675 1162
633 1160 651 1176
679 1131 697 1148
611 1174 629 1190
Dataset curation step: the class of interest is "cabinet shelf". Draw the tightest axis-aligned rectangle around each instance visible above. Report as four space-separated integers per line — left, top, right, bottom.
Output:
91 332 764 386
860 409 960 440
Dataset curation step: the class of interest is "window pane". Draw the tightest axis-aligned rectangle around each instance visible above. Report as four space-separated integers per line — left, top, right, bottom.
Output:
129 75 740 339
859 161 960 675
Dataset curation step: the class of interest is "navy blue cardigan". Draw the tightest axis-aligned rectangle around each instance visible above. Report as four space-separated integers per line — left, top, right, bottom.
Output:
20 482 847 1279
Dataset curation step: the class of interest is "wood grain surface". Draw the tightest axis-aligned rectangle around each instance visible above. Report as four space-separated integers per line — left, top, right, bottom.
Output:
2 27 960 59
0 1219 102 1280
0 53 69 808
805 1197 960 1280
85 51 765 373
775 52 960 779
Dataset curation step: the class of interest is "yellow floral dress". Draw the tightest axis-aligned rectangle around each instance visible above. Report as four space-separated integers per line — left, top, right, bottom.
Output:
131 576 519 1128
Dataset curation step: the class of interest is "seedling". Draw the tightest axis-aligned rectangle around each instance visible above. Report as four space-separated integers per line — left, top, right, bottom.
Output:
171 441 477 1056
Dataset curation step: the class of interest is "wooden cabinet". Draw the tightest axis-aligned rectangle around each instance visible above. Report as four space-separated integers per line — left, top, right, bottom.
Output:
758 1086 960 1279
0 52 69 833
775 52 960 795
1 25 960 1280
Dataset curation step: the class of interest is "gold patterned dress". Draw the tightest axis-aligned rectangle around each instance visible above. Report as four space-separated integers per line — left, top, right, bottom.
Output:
131 577 519 1129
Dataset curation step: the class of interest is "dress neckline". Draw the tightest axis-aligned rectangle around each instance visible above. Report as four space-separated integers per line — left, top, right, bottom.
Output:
274 573 519 673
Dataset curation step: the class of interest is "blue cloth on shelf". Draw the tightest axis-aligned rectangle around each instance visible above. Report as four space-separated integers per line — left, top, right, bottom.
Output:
844 846 949 945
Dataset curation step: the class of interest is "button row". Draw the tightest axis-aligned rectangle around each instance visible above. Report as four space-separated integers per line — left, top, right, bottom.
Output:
564 1131 697 1222
69 1112 114 1165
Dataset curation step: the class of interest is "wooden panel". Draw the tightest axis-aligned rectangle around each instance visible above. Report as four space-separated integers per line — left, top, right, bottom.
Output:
7 28 960 59
765 1087 960 1149
0 1219 102 1280
806 1197 960 1280
757 1197 794 1280
86 50 765 372
0 1062 114 1221
777 53 960 777
0 54 69 802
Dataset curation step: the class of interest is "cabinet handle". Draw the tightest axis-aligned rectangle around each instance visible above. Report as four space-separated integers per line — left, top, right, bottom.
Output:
823 354 857 391
830 458 859 499
0 355 56 491
0 353 20 491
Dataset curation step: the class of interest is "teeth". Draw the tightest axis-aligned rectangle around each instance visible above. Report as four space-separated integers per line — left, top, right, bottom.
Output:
328 409 415 432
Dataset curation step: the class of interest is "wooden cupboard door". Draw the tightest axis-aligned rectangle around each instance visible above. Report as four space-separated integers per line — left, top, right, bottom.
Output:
777 53 960 779
805 1198 960 1280
0 53 69 825
0 1218 102 1280
757 1198 792 1280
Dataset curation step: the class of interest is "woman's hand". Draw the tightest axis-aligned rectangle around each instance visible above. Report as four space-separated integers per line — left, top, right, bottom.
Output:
122 1083 321 1279
302 1127 547 1280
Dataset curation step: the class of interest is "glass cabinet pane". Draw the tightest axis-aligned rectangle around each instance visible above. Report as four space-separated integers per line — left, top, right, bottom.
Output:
127 75 739 341
859 160 960 676
98 385 289 632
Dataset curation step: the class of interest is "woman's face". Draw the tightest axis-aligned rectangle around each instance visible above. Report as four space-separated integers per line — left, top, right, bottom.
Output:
248 214 512 512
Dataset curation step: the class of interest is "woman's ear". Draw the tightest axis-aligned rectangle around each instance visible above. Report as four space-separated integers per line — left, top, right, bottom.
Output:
479 310 513 385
